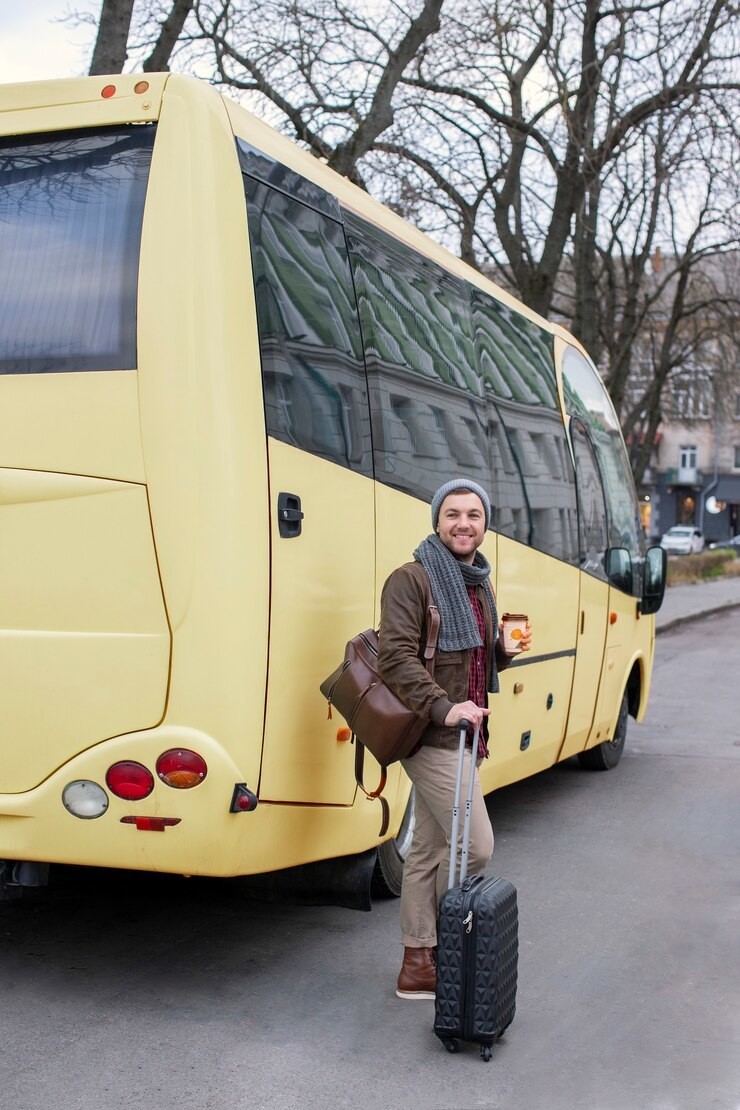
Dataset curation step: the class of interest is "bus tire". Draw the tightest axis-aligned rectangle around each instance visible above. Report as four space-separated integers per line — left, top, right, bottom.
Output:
578 693 628 771
371 787 416 898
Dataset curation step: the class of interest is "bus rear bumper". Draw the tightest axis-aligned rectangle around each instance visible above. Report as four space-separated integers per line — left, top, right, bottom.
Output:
0 726 389 879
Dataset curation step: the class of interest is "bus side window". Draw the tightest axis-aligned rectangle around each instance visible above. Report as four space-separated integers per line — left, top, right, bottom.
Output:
472 290 579 564
243 177 373 475
562 346 644 594
571 419 609 580
344 213 488 502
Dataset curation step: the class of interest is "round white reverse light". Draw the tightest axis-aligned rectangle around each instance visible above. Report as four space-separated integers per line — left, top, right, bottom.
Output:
62 780 109 819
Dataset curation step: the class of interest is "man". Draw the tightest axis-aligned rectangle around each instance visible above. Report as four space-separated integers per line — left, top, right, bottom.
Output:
377 479 532 1000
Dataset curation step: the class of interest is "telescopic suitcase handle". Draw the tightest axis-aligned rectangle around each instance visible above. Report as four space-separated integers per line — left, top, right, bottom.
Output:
448 719 479 889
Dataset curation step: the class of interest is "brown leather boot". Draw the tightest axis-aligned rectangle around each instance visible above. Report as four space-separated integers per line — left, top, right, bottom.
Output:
396 946 436 999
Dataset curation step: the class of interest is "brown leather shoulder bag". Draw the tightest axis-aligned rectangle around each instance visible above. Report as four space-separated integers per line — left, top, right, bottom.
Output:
320 603 440 835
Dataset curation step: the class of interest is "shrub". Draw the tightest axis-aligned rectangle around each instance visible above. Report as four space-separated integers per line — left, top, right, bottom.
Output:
666 548 736 586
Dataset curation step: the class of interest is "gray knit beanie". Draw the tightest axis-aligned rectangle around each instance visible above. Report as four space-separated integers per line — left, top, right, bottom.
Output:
431 479 491 531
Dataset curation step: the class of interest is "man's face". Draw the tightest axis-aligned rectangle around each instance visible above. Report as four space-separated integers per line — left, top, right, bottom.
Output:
436 491 487 564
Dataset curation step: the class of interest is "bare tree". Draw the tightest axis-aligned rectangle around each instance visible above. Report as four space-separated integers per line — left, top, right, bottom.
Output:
80 0 740 482
191 0 444 185
89 0 136 73
87 0 195 74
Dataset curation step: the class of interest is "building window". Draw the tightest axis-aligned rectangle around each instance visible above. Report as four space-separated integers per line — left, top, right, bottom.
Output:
734 445 740 469
735 393 740 419
673 382 711 419
679 445 697 470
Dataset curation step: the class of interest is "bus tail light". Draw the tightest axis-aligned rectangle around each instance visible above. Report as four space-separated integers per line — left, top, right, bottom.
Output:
106 761 154 801
156 749 207 789
63 780 109 819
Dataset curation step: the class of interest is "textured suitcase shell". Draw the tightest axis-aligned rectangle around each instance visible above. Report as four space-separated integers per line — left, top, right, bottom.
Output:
434 873 518 1057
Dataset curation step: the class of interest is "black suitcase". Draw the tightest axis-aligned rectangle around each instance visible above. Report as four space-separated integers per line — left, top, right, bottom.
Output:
434 723 518 1062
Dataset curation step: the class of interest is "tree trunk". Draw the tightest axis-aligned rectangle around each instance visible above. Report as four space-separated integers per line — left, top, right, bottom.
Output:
143 0 195 71
89 0 136 75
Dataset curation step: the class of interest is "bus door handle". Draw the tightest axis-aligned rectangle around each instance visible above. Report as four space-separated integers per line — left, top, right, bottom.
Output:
277 492 304 538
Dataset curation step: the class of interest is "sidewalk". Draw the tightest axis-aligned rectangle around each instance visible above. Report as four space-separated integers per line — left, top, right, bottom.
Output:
656 572 740 634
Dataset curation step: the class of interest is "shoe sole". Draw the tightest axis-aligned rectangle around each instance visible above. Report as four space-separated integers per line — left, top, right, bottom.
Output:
395 988 435 1000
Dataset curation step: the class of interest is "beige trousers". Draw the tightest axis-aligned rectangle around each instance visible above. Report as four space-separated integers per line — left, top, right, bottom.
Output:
399 745 494 948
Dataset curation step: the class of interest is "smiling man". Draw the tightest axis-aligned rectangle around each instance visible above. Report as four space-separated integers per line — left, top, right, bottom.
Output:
377 479 532 1000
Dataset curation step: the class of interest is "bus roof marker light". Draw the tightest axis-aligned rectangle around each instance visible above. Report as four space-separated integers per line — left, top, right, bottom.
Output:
156 749 207 789
63 780 109 819
134 81 149 94
101 85 117 99
106 761 154 801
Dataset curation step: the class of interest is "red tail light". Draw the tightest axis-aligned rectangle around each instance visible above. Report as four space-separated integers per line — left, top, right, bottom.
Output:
106 761 154 801
156 749 207 789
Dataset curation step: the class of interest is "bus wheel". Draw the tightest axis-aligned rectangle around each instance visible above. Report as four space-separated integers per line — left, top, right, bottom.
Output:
371 787 416 898
578 693 629 771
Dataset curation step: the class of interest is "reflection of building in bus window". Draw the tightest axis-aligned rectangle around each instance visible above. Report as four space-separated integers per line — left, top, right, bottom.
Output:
562 346 644 587
244 176 373 475
346 210 578 564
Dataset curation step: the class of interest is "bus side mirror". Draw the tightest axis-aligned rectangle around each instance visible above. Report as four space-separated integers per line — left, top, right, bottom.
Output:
606 547 632 593
642 545 667 615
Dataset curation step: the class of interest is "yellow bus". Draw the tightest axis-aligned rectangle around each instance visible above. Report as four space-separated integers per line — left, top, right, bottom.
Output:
0 72 665 902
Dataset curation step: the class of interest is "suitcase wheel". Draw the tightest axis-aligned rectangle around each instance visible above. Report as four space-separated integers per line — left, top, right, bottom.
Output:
440 1037 460 1054
480 1044 493 1063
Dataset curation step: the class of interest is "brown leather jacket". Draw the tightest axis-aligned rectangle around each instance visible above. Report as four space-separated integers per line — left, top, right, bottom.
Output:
376 561 513 751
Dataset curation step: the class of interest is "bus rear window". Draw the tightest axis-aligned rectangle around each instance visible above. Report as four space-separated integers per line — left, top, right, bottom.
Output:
0 125 155 374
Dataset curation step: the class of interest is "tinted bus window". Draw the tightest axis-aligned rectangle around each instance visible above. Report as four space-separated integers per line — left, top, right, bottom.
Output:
571 419 609 580
244 178 372 473
562 346 644 585
472 290 579 563
0 126 155 374
344 212 489 501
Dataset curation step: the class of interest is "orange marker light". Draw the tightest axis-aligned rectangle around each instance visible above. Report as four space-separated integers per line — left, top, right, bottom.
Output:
134 81 150 94
337 727 352 742
610 611 618 625
101 85 116 99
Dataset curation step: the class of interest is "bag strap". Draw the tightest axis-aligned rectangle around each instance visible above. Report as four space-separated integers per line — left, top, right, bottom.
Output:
423 603 440 667
354 602 440 837
354 741 390 837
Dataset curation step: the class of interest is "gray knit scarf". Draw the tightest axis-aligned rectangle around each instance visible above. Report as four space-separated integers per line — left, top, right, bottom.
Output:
413 534 500 694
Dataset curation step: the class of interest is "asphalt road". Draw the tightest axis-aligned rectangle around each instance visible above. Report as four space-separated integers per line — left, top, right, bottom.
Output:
1 610 739 1110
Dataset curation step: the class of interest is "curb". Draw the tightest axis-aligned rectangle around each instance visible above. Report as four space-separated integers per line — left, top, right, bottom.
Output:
656 600 740 636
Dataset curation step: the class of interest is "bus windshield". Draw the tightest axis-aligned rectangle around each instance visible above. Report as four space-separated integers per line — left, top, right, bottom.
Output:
0 124 155 374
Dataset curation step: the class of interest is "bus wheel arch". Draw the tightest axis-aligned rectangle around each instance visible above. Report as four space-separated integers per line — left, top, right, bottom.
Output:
578 662 640 772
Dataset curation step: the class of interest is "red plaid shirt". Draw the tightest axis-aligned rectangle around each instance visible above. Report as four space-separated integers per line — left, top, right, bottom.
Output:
466 586 489 759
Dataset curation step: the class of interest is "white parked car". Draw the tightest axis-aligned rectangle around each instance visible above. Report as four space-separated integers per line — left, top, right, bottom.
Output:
660 526 705 555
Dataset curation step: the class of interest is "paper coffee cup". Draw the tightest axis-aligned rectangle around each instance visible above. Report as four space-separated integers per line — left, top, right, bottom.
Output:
501 613 528 654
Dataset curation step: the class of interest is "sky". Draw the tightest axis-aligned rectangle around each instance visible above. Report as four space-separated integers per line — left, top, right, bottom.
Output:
1 1 98 84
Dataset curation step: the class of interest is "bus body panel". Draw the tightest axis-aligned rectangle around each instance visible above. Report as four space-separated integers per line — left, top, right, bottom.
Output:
0 469 169 792
0 728 390 876
135 76 270 795
259 442 374 805
0 73 165 136
0 371 146 482
587 586 648 747
558 573 610 759
482 538 579 791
